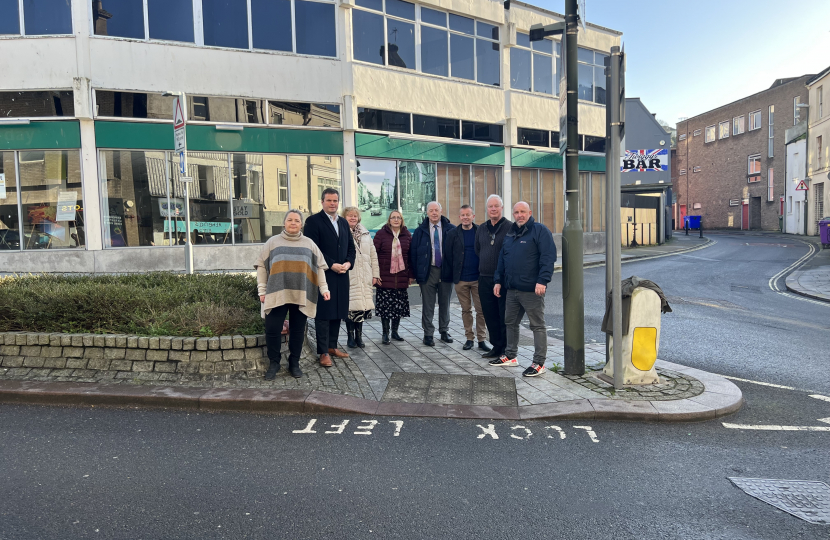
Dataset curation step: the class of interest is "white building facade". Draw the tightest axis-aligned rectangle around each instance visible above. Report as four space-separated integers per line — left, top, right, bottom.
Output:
806 67 830 235
0 0 620 273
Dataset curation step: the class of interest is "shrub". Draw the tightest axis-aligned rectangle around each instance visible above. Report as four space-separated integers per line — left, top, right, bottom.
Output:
0 272 264 337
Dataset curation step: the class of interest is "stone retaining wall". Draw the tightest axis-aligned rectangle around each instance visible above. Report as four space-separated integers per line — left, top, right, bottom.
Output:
0 332 286 375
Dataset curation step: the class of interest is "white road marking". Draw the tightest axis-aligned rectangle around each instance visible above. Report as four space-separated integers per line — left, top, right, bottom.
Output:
678 254 721 262
476 424 499 439
554 239 718 273
818 418 830 425
292 419 318 434
721 376 798 390
810 394 830 403
545 426 566 439
353 420 378 435
768 241 830 307
510 426 533 440
574 426 599 443
722 422 830 432
389 421 404 436
325 420 350 434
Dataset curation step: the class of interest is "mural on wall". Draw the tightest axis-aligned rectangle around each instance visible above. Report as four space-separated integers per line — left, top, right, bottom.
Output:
621 149 668 172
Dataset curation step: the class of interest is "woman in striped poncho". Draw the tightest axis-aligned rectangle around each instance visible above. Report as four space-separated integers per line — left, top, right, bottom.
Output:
255 210 330 380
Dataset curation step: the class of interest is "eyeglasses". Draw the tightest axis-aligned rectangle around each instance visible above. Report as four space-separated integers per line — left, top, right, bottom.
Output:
390 216 402 220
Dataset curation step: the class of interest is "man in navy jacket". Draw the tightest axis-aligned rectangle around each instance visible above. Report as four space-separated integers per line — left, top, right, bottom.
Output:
410 201 456 346
491 201 556 377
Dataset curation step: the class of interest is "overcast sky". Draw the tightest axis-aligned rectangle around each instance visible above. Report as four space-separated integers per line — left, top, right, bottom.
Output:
534 0 830 126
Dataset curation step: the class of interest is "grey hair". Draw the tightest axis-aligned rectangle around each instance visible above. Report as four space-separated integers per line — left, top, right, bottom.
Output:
486 194 504 207
427 201 442 212
283 209 304 225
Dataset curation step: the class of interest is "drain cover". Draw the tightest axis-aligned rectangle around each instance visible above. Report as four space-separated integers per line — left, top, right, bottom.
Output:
381 373 517 406
729 477 830 524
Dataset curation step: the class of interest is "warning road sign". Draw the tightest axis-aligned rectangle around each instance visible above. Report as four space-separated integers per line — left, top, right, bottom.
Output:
173 96 186 153
796 180 809 191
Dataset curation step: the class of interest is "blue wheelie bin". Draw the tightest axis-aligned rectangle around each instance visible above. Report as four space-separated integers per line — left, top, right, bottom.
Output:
684 215 702 237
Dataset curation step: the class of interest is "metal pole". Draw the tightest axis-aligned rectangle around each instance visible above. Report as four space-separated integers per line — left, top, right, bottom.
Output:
604 55 614 366
562 0 584 375
184 179 193 274
610 45 624 389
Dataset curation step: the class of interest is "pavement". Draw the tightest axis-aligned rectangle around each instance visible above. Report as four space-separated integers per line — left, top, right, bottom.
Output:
0 233 744 421
785 239 830 302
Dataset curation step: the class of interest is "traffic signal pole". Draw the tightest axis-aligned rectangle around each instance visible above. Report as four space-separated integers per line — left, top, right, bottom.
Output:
606 46 624 389
561 0 584 375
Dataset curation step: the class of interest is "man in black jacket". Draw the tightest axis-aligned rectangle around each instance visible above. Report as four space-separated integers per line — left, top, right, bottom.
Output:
410 201 455 346
447 205 491 351
491 201 556 377
303 188 356 367
474 194 512 359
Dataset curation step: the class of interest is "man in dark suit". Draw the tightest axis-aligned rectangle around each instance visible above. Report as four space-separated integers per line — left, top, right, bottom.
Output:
303 188 356 367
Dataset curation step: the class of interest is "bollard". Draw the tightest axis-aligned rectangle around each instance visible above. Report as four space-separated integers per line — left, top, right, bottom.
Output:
699 224 703 238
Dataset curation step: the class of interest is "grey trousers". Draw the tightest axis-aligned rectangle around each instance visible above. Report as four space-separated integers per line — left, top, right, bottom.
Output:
504 289 547 365
420 266 452 336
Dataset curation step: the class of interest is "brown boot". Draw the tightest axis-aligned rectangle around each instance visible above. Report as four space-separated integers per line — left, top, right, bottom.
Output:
319 353 332 367
328 348 349 358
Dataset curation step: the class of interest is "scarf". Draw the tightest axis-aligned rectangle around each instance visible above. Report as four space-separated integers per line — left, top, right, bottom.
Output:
351 225 362 252
390 227 405 274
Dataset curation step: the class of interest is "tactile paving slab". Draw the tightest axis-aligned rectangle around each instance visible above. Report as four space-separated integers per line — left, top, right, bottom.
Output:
382 373 517 406
729 477 830 524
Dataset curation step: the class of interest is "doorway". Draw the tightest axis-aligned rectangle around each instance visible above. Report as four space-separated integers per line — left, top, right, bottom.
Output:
750 197 762 229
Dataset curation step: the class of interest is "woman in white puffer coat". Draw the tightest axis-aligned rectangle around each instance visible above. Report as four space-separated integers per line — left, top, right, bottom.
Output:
342 207 380 348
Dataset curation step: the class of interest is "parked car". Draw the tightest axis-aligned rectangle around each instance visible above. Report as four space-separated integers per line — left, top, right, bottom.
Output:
371 207 382 216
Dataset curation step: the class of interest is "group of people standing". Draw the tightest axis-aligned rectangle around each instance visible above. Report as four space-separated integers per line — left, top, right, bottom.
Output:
254 187 556 380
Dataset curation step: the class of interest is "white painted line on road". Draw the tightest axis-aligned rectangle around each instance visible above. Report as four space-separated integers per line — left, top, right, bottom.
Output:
477 424 499 439
809 394 830 403
574 426 599 443
723 423 830 432
325 420 350 434
353 420 378 435
510 425 533 439
545 426 566 439
678 254 721 262
768 241 830 307
818 418 830 425
554 239 717 272
721 376 797 390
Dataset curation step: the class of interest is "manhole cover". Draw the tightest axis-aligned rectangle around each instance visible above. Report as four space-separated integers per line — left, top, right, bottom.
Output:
381 373 517 406
729 477 830 524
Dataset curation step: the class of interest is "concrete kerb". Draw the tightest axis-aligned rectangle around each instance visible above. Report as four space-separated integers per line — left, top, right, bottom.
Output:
0 368 743 422
563 236 715 271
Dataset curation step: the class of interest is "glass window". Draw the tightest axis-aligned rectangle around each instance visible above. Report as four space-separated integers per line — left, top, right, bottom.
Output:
577 47 593 63
95 91 174 119
0 152 20 250
517 127 548 147
705 125 716 143
539 169 559 233
420 6 445 27
476 38 499 86
399 161 436 227
295 0 336 57
353 9 385 65
577 63 594 101
472 165 500 215
355 0 381 10
268 102 340 128
510 48 531 91
386 0 414 20
733 115 745 135
23 0 73 35
462 121 502 144
516 31 529 48
100 150 174 247
443 164 468 214
413 114 458 139
148 0 194 42
0 0 20 35
179 152 234 244
476 21 498 40
187 96 264 123
18 150 84 249
749 110 761 130
93 0 145 38
594 66 606 104
449 13 474 35
231 153 266 243
748 155 761 175
584 136 605 153
512 168 537 216
251 0 292 51
591 173 605 232
355 158 397 232
289 155 342 223
718 121 729 139
533 53 553 94
385 18 415 69
202 0 250 49
358 108 410 133
421 25 448 77
261 154 291 236
450 33 474 80
531 38 552 54
550 131 560 148
0 91 74 118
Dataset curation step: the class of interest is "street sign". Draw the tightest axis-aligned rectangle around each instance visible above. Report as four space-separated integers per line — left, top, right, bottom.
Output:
559 37 567 153
180 176 193 183
796 180 809 191
179 151 187 175
173 96 186 153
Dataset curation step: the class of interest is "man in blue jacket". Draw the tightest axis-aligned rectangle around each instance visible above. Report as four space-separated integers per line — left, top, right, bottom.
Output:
491 201 556 376
410 201 456 346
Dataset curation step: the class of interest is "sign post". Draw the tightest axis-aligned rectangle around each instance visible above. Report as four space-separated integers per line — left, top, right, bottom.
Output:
172 93 194 274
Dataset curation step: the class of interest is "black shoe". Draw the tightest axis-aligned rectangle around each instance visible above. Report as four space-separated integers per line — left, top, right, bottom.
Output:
462 340 474 350
355 322 365 348
439 332 453 343
289 366 303 378
390 318 404 341
381 318 391 345
346 320 357 349
478 341 492 352
481 349 501 358
423 336 435 346
264 362 280 380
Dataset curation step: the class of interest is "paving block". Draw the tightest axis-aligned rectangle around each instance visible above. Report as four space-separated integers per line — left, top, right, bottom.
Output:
0 345 20 356
23 357 46 368
168 351 191 362
232 335 245 348
146 350 169 362
60 335 73 346
177 362 200 374
208 337 220 350
93 336 105 347
15 334 28 345
1 356 24 368
171 338 183 350
137 337 149 349
232 359 257 372
196 338 209 351
83 348 104 359
183 338 197 351
148 337 160 350
214 361 232 373
87 358 111 371
198 362 215 374
20 345 41 357
256 336 267 347
63 346 84 358
26 334 39 345
127 336 139 348
219 336 233 349
104 335 117 347
159 337 172 349
244 335 258 347
82 335 94 347
245 348 264 360
37 333 50 345
206 350 223 362
132 361 155 372
125 349 146 361
190 351 207 361
104 348 127 360
49 334 62 347
42 346 63 358
115 335 128 348
65 358 88 369
223 349 244 361
43 358 67 369
71 335 84 347
154 361 177 373
109 360 134 371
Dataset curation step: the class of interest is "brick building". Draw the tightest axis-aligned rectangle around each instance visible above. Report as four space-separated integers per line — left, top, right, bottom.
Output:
674 75 813 230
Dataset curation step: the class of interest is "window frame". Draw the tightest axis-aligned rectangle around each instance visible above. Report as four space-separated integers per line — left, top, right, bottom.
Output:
511 32 560 96
749 110 762 131
678 133 687 141
576 46 608 105
768 105 774 158
767 167 774 202
747 154 761 181
87 0 338 58
704 125 716 143
733 115 745 135
357 107 504 144
693 129 701 137
718 121 729 139
5 0 76 37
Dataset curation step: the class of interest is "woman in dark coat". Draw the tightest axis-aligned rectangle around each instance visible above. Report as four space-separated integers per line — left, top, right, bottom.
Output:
372 210 414 344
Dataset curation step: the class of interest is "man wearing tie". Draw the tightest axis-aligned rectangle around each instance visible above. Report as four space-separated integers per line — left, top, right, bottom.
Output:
410 201 456 346
303 188 356 367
